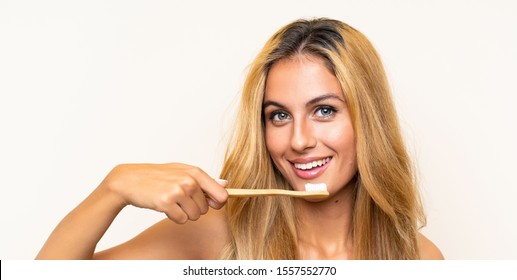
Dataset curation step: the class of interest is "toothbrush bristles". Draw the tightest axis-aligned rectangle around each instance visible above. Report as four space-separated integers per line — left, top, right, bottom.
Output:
304 183 327 192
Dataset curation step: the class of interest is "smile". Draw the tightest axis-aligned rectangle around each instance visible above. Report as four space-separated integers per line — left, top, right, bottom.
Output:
293 157 331 170
290 157 332 180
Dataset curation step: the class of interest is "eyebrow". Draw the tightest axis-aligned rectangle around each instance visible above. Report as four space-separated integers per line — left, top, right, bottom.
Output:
262 93 345 110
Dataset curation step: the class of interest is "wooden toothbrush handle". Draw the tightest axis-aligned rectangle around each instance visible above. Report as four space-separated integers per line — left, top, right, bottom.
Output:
225 188 329 198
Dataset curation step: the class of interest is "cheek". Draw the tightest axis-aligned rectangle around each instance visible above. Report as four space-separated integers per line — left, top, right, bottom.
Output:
265 126 285 161
321 123 356 158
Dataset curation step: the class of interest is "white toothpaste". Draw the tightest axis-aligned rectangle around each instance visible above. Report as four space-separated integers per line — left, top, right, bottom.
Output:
304 183 327 192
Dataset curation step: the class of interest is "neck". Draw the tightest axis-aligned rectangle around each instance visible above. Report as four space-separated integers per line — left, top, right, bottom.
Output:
295 181 355 259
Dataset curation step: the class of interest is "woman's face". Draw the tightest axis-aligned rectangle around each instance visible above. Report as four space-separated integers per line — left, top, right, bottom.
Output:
263 55 357 199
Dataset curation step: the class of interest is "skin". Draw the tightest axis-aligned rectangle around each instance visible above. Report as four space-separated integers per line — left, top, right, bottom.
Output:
264 54 443 259
263 54 358 259
36 163 230 259
36 54 443 260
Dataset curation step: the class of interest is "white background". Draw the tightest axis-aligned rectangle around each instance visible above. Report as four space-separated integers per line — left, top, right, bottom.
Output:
1 0 516 259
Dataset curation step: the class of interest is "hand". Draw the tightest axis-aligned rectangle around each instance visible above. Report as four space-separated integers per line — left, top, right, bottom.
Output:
100 163 229 224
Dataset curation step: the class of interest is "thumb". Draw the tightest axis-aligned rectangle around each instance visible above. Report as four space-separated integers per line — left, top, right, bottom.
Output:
206 178 229 209
214 178 229 187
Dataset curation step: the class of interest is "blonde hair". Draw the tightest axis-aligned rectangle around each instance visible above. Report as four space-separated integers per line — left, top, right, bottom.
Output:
219 18 425 259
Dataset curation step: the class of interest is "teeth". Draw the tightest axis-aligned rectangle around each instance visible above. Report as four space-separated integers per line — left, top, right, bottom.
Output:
294 157 330 170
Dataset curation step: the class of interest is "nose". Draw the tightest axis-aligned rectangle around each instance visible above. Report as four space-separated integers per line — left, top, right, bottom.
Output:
290 119 317 152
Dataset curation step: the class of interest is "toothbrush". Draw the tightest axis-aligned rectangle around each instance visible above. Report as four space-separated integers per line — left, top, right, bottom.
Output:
225 183 329 198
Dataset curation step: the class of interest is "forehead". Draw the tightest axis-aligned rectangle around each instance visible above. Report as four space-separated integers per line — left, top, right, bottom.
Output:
264 55 342 102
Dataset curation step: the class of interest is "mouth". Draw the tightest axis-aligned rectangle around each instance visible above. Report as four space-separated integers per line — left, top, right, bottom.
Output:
290 157 332 180
293 157 331 170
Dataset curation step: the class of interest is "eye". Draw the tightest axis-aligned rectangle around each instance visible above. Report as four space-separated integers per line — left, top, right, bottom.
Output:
314 105 337 118
269 110 291 123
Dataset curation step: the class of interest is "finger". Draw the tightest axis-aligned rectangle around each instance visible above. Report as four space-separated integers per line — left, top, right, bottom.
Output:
191 172 229 205
215 179 229 187
206 197 225 210
164 203 189 224
176 178 209 215
176 196 202 221
190 187 209 215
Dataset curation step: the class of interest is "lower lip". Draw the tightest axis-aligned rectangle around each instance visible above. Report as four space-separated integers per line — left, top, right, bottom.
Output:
291 159 331 180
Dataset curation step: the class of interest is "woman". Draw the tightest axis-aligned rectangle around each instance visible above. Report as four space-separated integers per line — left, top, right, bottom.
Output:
36 18 443 260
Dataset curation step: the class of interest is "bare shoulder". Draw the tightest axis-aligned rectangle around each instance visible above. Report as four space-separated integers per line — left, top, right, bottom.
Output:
418 233 444 260
94 207 229 259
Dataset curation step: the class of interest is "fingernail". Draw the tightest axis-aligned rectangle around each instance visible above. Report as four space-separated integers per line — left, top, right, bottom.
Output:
215 178 228 185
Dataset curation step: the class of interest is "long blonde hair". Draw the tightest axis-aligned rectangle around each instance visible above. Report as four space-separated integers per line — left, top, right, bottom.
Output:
219 18 425 259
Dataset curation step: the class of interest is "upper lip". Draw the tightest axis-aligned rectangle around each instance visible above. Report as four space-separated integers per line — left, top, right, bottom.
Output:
289 156 331 164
